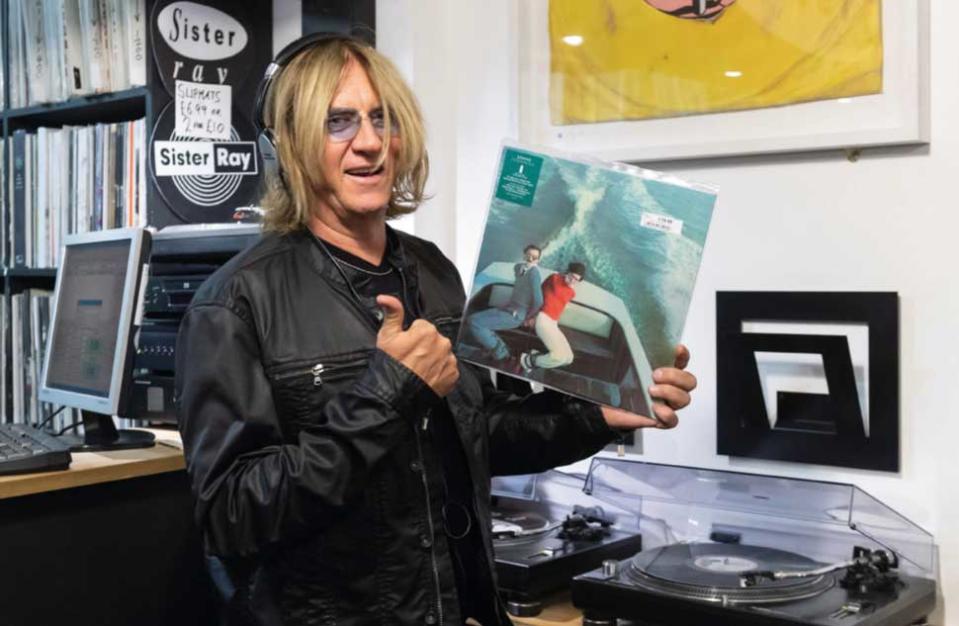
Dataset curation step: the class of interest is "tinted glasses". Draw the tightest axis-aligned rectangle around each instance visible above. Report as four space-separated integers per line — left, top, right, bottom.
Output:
325 107 399 142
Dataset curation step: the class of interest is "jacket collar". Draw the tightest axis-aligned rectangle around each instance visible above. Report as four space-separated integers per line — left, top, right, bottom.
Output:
292 224 423 315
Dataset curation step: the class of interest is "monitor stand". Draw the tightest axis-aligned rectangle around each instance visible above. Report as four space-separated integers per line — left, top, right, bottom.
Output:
70 411 156 452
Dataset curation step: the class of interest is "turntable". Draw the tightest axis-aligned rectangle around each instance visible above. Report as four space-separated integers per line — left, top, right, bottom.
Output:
490 473 643 617
569 458 939 626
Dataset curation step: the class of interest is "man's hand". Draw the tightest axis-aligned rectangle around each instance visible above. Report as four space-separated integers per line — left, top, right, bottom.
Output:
521 316 536 329
601 344 696 430
376 295 459 397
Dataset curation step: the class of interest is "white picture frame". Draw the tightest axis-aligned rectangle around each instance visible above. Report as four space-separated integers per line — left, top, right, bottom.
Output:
517 0 929 162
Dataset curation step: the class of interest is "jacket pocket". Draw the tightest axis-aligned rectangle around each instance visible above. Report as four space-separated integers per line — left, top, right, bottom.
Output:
429 314 462 342
268 352 372 431
271 351 372 385
278 579 337 625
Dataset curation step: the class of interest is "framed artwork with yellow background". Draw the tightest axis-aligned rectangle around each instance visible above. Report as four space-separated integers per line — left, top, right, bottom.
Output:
517 0 928 161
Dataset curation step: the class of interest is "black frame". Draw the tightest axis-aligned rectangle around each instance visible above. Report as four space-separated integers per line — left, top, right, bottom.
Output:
302 0 376 44
716 291 899 471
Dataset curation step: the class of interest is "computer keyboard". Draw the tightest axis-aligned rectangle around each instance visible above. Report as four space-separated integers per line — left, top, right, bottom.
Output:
0 423 72 475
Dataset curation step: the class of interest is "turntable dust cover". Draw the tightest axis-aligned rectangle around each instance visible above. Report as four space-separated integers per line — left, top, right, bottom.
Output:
455 144 716 416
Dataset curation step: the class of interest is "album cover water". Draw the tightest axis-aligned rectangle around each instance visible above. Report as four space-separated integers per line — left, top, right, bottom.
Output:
456 143 716 416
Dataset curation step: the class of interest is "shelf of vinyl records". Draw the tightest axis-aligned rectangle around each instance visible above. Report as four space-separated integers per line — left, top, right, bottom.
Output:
2 0 152 270
3 86 148 131
3 0 147 112
5 109 149 271
2 268 58 294
0 0 150 431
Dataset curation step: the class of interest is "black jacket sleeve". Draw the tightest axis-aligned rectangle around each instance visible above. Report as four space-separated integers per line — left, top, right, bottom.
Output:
175 302 433 558
479 367 617 476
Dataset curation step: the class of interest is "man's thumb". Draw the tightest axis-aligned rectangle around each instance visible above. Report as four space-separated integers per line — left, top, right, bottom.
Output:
376 295 405 338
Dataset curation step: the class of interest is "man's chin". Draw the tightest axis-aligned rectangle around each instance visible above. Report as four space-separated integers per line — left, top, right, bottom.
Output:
336 200 390 219
343 190 392 213
313 189 391 222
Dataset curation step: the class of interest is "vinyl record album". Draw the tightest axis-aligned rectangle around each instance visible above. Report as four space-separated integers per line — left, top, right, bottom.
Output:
627 543 834 604
149 102 261 224
492 507 644 614
492 511 556 542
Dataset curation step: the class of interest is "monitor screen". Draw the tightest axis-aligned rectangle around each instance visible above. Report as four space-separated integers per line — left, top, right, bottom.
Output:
44 239 132 398
39 228 154 451
491 474 538 500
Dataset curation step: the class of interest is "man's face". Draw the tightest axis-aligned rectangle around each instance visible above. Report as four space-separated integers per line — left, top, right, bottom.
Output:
524 248 541 265
565 272 583 285
314 60 400 221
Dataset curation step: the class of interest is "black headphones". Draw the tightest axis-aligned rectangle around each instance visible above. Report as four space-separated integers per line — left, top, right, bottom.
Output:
253 32 368 183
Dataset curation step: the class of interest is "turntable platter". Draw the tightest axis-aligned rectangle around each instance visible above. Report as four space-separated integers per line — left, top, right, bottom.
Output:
627 543 834 605
491 511 557 544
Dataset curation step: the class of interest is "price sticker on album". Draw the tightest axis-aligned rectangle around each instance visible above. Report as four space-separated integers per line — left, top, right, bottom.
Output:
640 212 684 235
175 80 232 140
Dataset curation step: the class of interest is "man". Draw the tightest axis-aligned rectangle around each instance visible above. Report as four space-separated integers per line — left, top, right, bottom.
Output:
176 35 696 626
521 262 585 372
466 244 543 363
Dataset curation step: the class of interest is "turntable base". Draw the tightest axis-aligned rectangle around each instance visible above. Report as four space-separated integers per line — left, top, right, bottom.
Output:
571 543 937 626
493 507 643 615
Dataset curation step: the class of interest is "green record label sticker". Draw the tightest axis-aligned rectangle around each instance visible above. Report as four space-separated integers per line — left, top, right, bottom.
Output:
494 149 544 206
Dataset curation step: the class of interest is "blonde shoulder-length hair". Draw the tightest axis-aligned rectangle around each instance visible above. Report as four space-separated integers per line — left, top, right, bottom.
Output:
259 37 428 233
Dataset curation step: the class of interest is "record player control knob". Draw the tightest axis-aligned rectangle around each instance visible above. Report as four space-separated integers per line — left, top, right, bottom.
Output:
602 559 619 578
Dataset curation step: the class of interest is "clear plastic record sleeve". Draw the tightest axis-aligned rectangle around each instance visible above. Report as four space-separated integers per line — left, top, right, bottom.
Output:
455 142 717 416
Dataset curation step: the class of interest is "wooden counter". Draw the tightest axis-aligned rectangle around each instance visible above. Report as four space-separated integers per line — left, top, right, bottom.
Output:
0 428 185 499
0 428 215 626
510 592 583 626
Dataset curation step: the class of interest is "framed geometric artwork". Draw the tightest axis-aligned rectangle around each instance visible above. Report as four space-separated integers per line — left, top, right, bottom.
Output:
716 291 899 471
517 0 929 162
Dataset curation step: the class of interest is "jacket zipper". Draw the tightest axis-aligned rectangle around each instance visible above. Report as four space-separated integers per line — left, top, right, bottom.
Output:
398 266 446 623
396 267 418 320
272 357 369 386
412 411 443 625
429 315 461 327
317 249 444 621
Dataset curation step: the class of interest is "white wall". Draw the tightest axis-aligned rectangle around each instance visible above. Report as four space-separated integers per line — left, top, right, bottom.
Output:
277 0 957 621
374 0 957 622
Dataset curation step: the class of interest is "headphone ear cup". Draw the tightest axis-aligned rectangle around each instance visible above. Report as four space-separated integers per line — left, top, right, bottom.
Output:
258 128 279 183
255 33 359 190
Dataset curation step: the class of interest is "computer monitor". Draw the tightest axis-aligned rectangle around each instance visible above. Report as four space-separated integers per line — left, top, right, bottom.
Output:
39 228 154 451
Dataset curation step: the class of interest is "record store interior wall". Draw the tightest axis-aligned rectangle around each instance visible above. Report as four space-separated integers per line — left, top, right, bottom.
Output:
272 0 957 618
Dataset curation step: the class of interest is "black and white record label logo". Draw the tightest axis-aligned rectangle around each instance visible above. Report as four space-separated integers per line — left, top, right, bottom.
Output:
151 0 255 94
155 141 257 177
150 102 261 222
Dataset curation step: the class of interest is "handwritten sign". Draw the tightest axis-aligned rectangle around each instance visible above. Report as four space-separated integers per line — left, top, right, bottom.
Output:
175 79 232 140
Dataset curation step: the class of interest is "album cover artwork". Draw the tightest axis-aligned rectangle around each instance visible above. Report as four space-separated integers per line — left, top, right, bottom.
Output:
456 143 716 415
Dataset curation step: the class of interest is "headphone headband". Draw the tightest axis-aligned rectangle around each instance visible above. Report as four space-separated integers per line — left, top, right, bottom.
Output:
253 31 370 185
253 32 367 135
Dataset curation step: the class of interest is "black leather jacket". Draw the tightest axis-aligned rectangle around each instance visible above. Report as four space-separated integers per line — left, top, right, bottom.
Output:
175 228 615 625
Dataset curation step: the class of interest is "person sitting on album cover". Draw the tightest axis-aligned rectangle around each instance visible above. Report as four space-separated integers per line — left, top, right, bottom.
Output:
176 34 697 626
521 261 586 372
466 244 544 362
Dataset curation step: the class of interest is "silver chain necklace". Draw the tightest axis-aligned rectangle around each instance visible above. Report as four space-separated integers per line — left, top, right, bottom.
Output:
333 256 395 276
